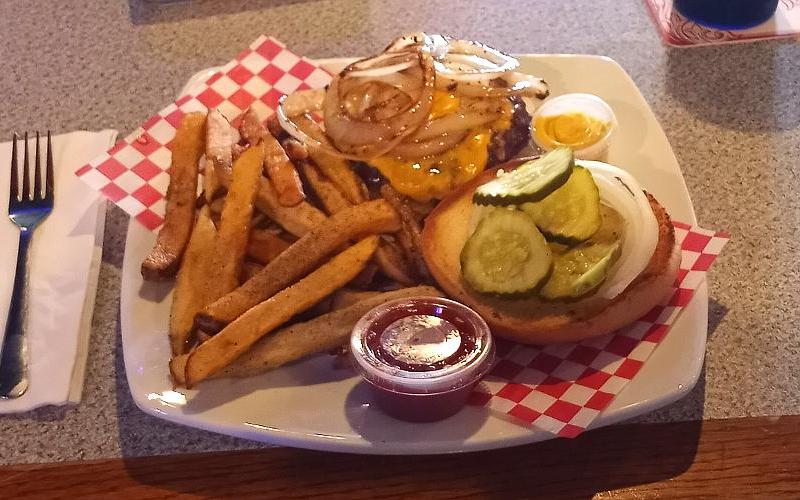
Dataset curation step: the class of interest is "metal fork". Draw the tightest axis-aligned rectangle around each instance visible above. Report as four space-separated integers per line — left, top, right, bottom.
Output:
0 132 54 398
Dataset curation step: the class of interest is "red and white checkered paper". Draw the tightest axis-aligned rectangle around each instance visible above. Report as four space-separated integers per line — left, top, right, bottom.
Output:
467 221 729 438
75 36 332 230
74 35 729 437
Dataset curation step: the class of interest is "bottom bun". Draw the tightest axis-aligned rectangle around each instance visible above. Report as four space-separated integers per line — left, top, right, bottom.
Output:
421 167 680 344
490 239 680 344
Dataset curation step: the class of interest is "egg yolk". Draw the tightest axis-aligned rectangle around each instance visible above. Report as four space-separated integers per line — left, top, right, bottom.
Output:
534 112 608 151
368 92 511 201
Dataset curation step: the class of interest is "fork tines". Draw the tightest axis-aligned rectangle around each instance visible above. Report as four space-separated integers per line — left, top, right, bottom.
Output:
9 131 54 205
46 131 54 200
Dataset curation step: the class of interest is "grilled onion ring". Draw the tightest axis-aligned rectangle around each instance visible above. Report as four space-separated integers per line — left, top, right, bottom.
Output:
278 33 549 161
322 50 435 160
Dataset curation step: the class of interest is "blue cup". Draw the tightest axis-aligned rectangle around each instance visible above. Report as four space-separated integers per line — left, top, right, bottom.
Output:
674 0 779 30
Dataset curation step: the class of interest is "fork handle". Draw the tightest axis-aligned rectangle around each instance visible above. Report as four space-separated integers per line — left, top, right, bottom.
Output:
0 230 31 398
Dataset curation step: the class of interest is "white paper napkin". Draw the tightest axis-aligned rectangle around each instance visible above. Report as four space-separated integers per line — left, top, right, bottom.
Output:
0 130 117 413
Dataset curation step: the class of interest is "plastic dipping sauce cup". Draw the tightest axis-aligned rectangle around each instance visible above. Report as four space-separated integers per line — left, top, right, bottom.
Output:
532 93 617 162
674 0 779 30
350 297 495 422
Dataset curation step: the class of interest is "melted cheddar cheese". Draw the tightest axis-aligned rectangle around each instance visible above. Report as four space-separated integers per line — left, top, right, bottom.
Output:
429 91 461 120
368 92 511 201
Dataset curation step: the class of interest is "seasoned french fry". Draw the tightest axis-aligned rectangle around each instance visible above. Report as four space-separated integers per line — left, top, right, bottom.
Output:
299 161 351 215
407 198 437 220
200 156 221 204
195 330 213 344
295 115 368 204
308 148 368 205
300 162 418 286
239 107 268 146
206 109 234 171
266 113 284 139
250 211 268 229
195 199 401 332
171 286 442 385
299 156 409 283
208 196 225 217
240 107 305 207
256 177 323 236
300 295 334 321
168 207 218 355
300 161 413 286
240 260 264 284
232 144 246 161
169 355 188 386
380 183 429 281
202 108 235 205
246 229 292 264
216 163 326 237
374 239 417 285
213 143 265 293
296 154 409 283
331 288 383 310
141 112 205 281
282 138 308 162
263 133 305 207
296 157 410 283
349 262 378 289
300 160 410 284
184 236 380 387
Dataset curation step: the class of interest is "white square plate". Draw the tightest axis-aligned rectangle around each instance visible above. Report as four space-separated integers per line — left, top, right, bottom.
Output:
120 55 706 454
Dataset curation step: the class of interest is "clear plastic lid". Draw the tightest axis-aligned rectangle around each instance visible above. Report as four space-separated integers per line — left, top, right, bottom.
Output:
532 93 617 161
350 297 494 394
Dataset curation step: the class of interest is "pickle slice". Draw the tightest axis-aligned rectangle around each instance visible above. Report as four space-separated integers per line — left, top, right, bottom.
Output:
473 147 574 206
590 203 625 245
540 242 620 300
521 165 602 245
461 209 553 296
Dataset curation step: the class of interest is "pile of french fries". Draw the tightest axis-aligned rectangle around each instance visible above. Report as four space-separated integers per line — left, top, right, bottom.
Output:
140 107 440 389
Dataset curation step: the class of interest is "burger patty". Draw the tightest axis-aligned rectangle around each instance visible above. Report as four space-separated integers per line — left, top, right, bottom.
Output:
487 95 532 167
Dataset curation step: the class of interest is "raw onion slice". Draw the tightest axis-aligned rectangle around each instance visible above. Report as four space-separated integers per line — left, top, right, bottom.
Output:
580 161 659 300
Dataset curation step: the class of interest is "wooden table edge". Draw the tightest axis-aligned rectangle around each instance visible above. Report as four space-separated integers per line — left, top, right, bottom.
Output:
2 415 798 498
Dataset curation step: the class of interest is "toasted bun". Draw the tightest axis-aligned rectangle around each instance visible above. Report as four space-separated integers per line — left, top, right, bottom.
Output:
421 162 680 344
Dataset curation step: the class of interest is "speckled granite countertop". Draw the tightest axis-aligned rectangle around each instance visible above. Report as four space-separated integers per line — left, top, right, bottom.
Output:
0 0 798 465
